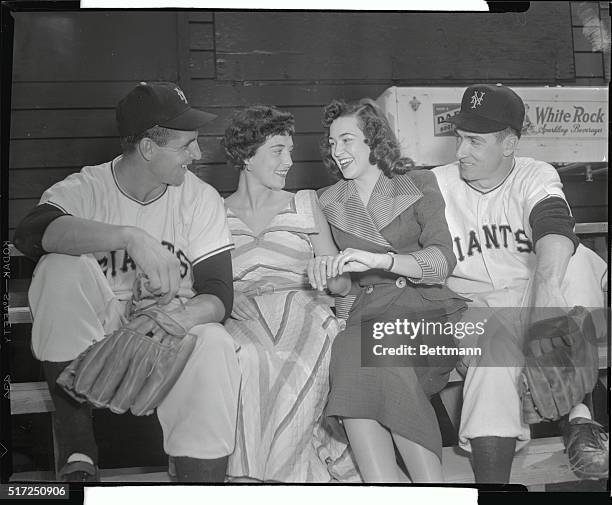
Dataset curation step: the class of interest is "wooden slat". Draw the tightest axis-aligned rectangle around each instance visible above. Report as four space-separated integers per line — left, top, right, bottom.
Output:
12 12 179 82
189 22 214 50
10 382 55 415
575 52 605 78
9 133 325 169
195 105 326 135
9 138 121 170
10 110 117 139
176 13 192 99
12 82 146 110
11 106 326 139
11 81 387 110
8 278 29 307
215 6 574 81
188 12 213 23
189 81 392 108
575 222 608 234
8 307 32 325
189 51 216 79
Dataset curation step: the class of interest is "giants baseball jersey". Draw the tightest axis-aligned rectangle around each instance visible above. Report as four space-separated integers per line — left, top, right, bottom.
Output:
432 157 567 300
39 156 234 300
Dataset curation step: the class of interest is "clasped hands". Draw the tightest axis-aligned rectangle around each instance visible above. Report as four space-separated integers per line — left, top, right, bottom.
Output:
307 248 390 291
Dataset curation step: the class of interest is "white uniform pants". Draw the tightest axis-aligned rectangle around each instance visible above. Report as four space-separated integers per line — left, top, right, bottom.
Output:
457 245 607 452
29 253 241 459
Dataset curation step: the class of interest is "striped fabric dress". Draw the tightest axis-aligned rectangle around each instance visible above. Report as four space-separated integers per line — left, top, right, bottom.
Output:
224 190 360 483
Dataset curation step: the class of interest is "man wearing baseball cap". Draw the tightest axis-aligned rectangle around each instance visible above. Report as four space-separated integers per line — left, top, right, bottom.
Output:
432 84 608 483
14 82 240 482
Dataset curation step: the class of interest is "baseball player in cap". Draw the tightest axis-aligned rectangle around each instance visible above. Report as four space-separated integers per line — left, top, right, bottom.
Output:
432 83 608 483
14 82 240 482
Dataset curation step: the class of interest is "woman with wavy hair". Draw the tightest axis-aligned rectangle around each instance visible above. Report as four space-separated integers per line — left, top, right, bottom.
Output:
220 105 359 482
314 98 468 482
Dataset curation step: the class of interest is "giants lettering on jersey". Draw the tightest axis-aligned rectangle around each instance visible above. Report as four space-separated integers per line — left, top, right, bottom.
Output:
453 224 533 262
98 240 190 279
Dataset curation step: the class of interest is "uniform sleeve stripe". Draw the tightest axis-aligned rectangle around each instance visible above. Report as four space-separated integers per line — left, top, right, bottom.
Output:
409 246 449 284
191 243 235 266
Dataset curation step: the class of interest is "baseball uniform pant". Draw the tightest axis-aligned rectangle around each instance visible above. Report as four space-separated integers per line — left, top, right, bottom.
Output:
29 253 241 461
455 245 607 452
456 302 531 453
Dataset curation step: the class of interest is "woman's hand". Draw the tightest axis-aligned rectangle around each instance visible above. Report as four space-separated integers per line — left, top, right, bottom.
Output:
332 248 391 275
307 255 340 291
231 290 259 320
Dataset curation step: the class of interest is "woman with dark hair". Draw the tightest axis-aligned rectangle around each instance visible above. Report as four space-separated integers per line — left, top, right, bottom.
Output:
315 98 468 482
221 105 358 482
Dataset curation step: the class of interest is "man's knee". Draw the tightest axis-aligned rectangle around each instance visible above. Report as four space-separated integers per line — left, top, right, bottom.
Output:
191 323 239 360
33 253 102 292
463 366 522 401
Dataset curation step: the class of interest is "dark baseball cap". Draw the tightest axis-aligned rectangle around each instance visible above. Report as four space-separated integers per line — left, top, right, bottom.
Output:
116 81 217 136
445 83 525 134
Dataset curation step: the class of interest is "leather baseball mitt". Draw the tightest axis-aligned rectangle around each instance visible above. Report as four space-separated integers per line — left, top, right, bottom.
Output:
56 301 196 416
520 306 600 424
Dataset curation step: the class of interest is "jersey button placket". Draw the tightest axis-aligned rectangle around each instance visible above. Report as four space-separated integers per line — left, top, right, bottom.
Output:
477 196 497 291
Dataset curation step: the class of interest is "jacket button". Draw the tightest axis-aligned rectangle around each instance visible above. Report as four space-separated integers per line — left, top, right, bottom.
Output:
395 277 407 288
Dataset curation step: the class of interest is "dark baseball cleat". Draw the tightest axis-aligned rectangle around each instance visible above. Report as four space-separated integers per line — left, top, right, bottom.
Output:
58 460 100 482
562 417 609 480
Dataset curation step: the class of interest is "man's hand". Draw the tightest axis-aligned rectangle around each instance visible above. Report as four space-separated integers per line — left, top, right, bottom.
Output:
231 290 259 320
126 229 181 305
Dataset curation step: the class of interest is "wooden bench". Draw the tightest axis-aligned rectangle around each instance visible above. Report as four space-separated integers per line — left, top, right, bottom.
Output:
6 236 609 487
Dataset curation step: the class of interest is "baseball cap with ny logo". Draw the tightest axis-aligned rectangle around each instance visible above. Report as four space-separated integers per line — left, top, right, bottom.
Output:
445 83 525 134
116 81 217 137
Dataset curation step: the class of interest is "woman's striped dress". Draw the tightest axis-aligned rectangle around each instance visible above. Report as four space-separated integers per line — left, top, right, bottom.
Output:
224 190 359 483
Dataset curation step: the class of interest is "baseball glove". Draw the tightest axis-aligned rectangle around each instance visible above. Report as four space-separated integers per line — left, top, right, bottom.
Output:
520 306 600 424
56 301 196 416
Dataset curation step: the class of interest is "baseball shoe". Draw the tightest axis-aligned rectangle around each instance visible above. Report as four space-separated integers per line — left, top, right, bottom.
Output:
562 417 609 480
58 460 100 482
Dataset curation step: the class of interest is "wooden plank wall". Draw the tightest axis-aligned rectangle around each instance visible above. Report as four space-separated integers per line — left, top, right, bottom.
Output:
9 11 184 237
8 3 608 239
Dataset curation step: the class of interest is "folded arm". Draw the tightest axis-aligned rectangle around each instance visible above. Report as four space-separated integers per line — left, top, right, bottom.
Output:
15 203 181 305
